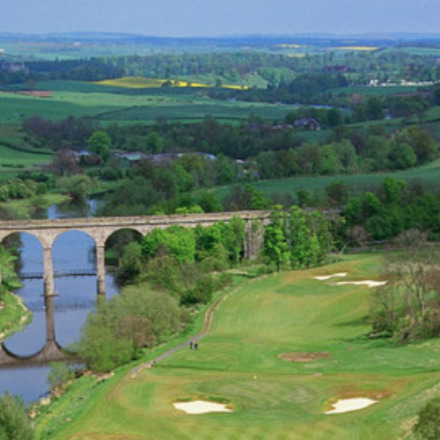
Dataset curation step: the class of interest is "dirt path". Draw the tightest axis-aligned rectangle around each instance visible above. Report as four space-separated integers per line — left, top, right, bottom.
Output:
130 284 235 375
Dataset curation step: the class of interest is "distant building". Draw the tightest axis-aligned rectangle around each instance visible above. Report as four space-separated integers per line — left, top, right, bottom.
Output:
113 152 148 167
294 118 321 131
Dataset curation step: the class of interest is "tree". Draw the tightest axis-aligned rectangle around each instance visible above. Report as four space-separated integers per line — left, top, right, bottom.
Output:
370 230 440 341
144 131 163 154
142 227 196 263
264 206 289 271
88 131 111 163
198 191 222 213
0 245 20 295
0 393 35 440
414 397 440 440
47 362 75 393
50 148 79 176
58 174 96 204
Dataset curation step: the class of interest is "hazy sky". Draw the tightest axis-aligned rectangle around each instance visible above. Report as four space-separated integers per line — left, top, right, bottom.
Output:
1 0 439 36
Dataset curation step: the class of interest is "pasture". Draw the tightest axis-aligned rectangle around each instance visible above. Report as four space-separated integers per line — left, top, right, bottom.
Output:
216 161 440 202
0 143 52 180
36 254 440 439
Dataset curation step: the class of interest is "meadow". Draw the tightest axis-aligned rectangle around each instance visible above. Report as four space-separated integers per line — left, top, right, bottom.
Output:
36 253 440 439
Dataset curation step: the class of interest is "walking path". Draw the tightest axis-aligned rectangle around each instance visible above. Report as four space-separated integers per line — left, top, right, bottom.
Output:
130 283 238 376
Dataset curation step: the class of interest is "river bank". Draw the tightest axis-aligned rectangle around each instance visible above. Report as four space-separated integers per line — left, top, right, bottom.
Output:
0 291 31 342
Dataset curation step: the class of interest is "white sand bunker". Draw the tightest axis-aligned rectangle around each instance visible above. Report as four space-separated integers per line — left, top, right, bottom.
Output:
334 280 387 288
173 400 232 415
325 398 377 414
314 273 347 281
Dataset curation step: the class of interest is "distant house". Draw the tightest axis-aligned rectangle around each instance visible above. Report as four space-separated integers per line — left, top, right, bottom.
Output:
294 118 321 131
113 152 148 167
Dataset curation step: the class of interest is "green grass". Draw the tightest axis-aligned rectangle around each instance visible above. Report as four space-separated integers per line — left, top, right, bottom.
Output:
0 291 30 337
100 101 301 122
0 143 52 181
331 85 422 96
216 162 440 202
0 81 300 123
3 193 69 218
36 254 440 439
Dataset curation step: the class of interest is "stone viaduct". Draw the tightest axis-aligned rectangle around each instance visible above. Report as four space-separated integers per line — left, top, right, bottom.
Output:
0 210 271 297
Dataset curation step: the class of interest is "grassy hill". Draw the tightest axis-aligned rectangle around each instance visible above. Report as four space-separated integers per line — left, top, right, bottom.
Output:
36 253 440 439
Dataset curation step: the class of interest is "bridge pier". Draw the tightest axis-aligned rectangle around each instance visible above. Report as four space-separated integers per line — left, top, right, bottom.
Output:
244 220 264 260
44 295 56 342
96 244 106 295
43 246 55 297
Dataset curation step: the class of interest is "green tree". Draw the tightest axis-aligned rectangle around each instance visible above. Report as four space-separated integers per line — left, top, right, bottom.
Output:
0 245 20 294
264 206 289 271
290 206 312 268
88 131 111 163
198 191 222 213
0 393 35 440
144 131 163 154
58 174 96 204
47 362 75 393
142 226 196 263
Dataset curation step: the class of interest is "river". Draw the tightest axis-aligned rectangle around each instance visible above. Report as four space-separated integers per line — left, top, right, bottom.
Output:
0 201 120 403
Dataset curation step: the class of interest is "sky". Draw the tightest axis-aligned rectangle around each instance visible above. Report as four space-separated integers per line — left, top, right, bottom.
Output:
0 0 439 37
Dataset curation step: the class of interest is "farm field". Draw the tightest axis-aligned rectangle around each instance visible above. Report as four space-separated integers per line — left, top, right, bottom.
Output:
216 162 440 202
95 76 250 90
0 143 52 180
36 253 440 439
0 80 301 123
330 85 422 96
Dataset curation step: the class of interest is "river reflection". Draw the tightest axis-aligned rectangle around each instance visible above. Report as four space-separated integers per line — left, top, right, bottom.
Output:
0 201 119 403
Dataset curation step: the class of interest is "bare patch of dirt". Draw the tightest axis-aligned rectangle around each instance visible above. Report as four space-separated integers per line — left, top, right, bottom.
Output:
278 352 331 362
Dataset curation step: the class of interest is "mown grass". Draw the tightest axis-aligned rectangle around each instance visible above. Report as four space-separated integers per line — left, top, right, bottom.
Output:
36 253 440 439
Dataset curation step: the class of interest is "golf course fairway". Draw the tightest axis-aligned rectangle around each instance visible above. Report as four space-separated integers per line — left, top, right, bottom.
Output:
37 253 440 440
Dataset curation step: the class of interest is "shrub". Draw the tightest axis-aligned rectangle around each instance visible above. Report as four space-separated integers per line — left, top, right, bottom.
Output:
0 392 35 440
414 397 440 440
47 362 75 393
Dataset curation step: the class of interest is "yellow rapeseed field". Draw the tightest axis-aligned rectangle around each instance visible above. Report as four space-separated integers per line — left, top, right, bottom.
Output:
94 76 249 90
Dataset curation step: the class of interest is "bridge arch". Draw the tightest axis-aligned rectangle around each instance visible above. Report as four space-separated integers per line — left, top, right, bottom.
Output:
0 211 270 296
104 228 144 282
0 231 44 287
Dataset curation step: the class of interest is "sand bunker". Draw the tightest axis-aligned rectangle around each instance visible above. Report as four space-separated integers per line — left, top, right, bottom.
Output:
334 280 387 288
325 398 377 414
314 273 347 281
279 352 331 363
173 400 232 415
